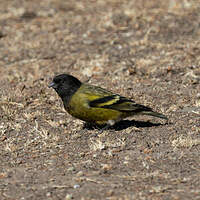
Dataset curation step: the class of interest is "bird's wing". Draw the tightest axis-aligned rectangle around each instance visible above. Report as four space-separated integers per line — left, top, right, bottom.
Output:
89 94 152 112
80 84 153 112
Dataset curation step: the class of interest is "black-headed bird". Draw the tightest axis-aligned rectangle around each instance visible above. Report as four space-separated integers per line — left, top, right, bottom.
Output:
49 74 168 128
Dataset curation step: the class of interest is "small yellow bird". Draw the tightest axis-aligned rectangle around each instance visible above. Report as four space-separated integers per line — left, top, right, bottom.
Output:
49 74 168 127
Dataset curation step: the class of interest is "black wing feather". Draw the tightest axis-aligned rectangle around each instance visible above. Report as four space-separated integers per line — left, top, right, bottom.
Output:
89 95 153 112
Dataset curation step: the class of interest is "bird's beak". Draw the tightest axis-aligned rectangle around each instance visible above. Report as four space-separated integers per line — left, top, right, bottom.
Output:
48 81 57 89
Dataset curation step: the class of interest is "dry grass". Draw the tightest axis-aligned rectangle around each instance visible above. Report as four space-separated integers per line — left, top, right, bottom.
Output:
0 0 200 199
172 135 200 148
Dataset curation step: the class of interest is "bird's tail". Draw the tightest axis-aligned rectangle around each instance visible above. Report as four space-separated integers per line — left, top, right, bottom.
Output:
141 111 168 120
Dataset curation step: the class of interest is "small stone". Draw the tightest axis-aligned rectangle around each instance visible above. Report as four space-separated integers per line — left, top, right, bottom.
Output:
68 167 75 172
65 194 73 200
46 192 51 197
76 171 84 177
101 164 112 172
73 184 80 189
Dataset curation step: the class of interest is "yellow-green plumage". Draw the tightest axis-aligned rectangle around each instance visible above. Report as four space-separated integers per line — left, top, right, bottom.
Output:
66 84 124 125
49 74 168 126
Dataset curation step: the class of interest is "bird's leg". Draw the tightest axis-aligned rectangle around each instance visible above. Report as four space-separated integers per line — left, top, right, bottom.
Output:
97 120 116 134
82 120 116 136
83 122 96 130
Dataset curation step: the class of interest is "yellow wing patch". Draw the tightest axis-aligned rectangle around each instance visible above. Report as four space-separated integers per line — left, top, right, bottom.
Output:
94 95 120 107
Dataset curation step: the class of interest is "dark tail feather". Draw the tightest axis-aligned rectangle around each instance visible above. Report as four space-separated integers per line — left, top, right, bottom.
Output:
141 111 168 120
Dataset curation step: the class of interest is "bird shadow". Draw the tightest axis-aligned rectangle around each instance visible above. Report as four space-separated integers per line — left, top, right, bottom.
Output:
83 119 166 131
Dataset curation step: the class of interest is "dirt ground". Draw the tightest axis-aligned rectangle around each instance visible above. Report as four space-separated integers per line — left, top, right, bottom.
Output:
0 0 200 199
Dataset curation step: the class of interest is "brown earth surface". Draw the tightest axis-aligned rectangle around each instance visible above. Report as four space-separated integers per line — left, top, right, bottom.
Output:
0 0 200 199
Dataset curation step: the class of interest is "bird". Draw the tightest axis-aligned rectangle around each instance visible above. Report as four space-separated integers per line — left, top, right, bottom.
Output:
48 74 168 128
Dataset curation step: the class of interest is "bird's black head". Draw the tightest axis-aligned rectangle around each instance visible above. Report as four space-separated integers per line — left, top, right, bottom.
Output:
49 74 82 100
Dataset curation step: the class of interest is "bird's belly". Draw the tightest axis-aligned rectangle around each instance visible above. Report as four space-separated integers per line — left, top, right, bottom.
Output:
67 103 121 125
